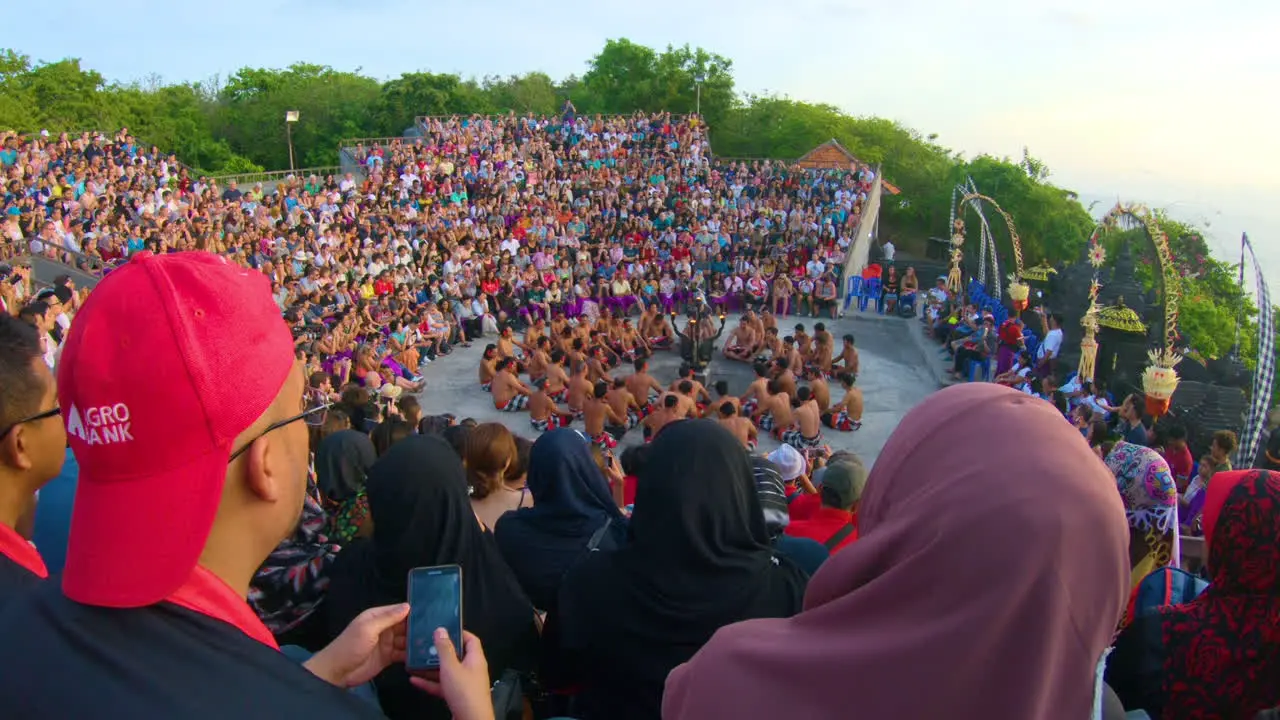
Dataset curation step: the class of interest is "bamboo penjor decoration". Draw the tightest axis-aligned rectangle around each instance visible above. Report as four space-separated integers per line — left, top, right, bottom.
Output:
1083 203 1184 416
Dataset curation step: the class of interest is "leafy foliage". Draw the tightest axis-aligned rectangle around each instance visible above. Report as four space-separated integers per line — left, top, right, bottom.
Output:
0 40 1267 379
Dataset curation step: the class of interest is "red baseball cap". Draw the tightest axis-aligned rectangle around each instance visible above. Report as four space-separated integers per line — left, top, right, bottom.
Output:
58 251 295 607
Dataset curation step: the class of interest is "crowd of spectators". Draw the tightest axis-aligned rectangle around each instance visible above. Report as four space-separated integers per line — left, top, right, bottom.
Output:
0 117 1278 719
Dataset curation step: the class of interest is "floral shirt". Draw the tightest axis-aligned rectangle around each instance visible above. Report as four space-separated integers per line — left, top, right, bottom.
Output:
325 488 371 544
249 478 341 634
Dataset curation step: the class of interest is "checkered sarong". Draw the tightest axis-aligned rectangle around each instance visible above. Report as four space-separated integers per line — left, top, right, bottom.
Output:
1237 233 1275 467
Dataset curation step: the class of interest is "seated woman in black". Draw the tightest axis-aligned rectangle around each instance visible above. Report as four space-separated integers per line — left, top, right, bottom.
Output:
881 265 900 313
325 435 540 720
544 420 807 720
494 428 629 612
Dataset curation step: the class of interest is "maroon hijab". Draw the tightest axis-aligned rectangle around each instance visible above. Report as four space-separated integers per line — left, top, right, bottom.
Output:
663 384 1130 719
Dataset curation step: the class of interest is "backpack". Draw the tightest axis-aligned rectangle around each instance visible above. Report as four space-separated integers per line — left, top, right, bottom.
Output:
1123 567 1208 627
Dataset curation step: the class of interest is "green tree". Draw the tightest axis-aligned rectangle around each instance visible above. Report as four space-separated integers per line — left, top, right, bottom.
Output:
483 73 558 115
213 64 381 168
370 72 492 137
0 40 1261 379
580 39 661 113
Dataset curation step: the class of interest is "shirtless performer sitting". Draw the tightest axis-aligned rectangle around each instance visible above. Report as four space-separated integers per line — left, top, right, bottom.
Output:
617 318 650 361
803 368 832 413
566 361 593 420
702 379 740 418
779 386 826 452
772 357 799 399
812 322 833 357
491 358 532 412
822 372 864 431
544 350 571 403
588 331 622 369
529 377 575 432
793 324 812 359
641 393 681 443
605 378 643 429
779 336 803 374
717 400 758 450
831 333 860 377
625 358 665 413
496 326 527 374
752 379 793 434
642 307 676 349
668 364 710 412
722 318 757 362
527 336 553 381
478 344 499 392
740 362 771 417
758 327 783 363
806 332 834 378
673 380 702 419
586 346 614 383
584 381 628 450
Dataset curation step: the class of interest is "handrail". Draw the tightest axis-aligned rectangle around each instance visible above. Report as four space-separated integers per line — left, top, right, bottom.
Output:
339 136 424 148
410 112 697 123
208 166 344 187
28 238 108 270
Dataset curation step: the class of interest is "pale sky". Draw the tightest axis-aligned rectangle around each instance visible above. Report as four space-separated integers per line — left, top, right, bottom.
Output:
19 0 1280 287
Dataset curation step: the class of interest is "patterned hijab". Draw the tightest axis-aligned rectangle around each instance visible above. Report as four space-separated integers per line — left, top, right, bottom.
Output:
1105 441 1181 575
1157 471 1280 718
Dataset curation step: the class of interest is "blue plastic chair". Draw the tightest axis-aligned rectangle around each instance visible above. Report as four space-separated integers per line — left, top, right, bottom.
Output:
859 278 882 312
968 358 992 382
844 276 864 311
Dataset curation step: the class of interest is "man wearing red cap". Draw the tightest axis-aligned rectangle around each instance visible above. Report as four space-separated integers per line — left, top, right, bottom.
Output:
0 252 408 718
0 314 65 604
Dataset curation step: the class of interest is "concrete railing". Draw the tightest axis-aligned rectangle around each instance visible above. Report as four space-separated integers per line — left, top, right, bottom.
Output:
11 238 111 290
842 170 884 285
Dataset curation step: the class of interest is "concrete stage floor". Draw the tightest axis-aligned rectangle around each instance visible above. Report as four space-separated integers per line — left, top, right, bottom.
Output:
414 311 941 470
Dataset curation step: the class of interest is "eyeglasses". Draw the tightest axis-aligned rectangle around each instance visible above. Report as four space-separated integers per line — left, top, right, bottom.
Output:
0 406 61 441
228 401 332 463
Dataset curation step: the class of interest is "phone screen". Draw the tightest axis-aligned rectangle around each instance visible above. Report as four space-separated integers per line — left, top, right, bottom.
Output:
406 564 463 671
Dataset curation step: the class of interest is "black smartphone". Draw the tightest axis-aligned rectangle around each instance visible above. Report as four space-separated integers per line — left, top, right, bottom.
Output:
406 564 463 671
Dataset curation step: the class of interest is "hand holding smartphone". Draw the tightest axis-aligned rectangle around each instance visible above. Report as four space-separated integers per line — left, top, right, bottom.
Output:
406 564 464 672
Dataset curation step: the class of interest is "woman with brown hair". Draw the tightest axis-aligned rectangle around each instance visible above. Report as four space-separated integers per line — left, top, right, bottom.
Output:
465 423 533 531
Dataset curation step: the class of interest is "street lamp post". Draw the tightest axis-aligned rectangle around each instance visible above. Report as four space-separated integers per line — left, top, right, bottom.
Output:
285 110 299 171
693 73 706 116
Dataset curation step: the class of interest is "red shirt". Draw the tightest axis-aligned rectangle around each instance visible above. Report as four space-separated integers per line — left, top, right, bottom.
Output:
999 320 1023 346
788 492 821 522
167 565 278 649
785 507 858 553
0 523 48 579
373 279 393 296
1163 444 1194 486
623 475 638 506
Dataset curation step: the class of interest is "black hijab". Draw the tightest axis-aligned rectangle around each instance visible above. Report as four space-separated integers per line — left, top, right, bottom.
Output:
552 420 807 720
325 436 538 720
494 429 629 610
315 430 375 503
